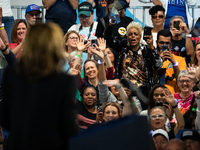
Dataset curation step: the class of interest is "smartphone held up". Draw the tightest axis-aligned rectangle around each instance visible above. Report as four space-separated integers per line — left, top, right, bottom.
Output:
143 26 152 41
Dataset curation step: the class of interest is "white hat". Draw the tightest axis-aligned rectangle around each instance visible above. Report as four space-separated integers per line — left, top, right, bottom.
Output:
152 129 169 141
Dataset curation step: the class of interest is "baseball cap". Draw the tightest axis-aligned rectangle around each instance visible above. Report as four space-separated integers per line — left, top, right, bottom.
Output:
26 4 41 14
78 2 93 17
113 0 129 11
152 129 169 141
180 130 200 142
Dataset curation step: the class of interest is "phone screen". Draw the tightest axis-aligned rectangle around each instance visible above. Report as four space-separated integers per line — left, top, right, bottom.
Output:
91 39 98 48
143 26 152 41
173 21 180 30
161 45 168 52
150 0 153 2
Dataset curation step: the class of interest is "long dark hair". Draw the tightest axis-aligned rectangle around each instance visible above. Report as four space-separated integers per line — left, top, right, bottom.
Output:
148 84 166 112
191 42 200 66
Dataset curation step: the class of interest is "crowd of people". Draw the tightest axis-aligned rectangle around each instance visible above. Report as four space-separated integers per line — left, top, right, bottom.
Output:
0 0 200 150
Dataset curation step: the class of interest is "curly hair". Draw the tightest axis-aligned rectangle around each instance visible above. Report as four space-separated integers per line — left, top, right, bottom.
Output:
126 21 143 36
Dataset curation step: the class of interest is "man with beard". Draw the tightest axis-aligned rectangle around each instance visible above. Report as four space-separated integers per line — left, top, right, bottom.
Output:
156 29 186 94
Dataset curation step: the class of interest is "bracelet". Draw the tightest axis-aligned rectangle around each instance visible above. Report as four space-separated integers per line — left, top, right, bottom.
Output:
116 83 122 90
131 101 136 106
0 23 4 28
1 46 8 53
76 54 81 58
192 108 196 111
170 118 176 123
109 19 116 25
172 104 178 109
98 60 104 64
173 61 178 67
0 27 4 31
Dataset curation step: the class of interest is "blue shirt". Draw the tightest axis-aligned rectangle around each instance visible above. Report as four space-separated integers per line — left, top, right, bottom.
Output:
164 0 188 30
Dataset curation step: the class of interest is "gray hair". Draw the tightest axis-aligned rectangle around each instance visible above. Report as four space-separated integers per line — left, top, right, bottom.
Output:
126 21 143 36
149 106 167 119
177 70 188 81
169 16 185 27
68 51 83 63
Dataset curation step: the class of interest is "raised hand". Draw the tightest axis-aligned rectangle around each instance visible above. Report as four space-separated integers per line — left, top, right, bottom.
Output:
145 34 154 50
163 88 177 106
90 46 104 61
69 64 81 76
184 63 199 82
163 103 173 120
195 90 200 99
97 38 106 52
96 109 103 123
76 35 86 51
152 0 162 6
0 37 6 51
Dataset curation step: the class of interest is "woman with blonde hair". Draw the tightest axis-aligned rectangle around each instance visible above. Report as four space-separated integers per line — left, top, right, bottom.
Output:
111 21 162 109
0 22 79 150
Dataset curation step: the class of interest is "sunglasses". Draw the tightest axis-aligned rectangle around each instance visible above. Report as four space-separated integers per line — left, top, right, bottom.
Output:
152 15 165 19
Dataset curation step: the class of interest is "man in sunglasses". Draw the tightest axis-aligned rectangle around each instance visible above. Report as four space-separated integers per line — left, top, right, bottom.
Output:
157 29 186 94
25 4 41 26
170 16 194 64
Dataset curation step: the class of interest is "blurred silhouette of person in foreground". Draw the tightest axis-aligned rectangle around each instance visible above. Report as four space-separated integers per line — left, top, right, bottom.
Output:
0 22 79 150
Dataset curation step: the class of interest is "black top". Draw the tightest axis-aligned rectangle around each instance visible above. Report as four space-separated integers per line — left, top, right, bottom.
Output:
45 0 77 34
171 38 190 64
103 16 133 54
0 66 79 150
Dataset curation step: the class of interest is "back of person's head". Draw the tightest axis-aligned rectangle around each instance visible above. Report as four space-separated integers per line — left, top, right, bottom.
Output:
11 19 29 43
166 139 186 150
19 22 66 79
149 5 165 15
157 29 172 41
106 0 114 16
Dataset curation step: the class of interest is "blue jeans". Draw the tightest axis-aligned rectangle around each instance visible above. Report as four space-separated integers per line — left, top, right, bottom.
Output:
2 16 14 43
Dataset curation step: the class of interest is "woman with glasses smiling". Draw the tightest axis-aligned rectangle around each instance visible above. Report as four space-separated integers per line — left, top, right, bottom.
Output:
175 70 195 115
63 30 91 74
149 88 184 140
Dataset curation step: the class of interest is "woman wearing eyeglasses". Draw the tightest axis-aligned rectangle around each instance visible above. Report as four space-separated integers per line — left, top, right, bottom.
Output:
149 88 184 140
63 30 91 74
175 70 195 115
